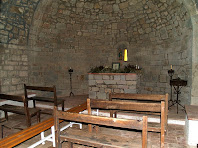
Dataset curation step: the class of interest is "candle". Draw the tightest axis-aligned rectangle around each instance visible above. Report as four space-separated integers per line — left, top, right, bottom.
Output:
171 65 172 69
124 49 128 62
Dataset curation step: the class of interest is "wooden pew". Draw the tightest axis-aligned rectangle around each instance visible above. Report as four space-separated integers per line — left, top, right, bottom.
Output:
108 93 167 148
0 94 40 127
54 99 149 148
24 84 65 113
0 102 87 148
109 93 168 131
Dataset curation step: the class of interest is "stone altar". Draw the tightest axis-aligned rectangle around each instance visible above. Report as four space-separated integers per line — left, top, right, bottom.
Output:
88 73 138 100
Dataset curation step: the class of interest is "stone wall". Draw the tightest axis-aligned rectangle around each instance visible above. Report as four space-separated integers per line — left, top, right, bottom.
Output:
0 0 193 105
0 44 28 94
0 0 40 94
89 73 138 100
28 0 192 102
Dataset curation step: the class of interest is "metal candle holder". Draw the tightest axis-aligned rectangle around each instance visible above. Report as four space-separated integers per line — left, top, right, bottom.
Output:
68 67 74 97
168 69 174 107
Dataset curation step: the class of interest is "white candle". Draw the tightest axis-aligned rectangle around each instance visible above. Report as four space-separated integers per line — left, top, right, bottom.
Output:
171 65 172 69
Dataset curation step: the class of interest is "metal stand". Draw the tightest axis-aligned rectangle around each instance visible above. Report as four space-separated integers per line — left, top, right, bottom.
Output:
68 68 74 97
169 78 187 114
168 69 174 108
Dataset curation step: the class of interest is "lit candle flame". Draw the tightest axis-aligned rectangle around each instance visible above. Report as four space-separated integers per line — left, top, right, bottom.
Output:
124 49 128 62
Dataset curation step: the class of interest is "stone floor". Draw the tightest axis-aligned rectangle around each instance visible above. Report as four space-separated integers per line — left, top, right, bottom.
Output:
0 95 196 148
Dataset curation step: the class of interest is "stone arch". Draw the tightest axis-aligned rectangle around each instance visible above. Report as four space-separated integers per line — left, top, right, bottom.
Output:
181 0 198 104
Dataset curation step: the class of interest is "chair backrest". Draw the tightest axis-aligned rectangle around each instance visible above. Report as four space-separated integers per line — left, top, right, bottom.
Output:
24 84 57 106
0 93 31 126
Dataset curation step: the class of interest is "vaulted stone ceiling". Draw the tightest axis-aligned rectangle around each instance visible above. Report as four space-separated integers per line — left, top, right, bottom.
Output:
1 0 198 104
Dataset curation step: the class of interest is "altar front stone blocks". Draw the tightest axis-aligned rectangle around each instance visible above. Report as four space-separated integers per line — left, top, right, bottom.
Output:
89 73 138 99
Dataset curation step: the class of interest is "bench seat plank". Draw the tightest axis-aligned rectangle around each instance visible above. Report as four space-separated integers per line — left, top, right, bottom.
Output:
0 104 40 116
61 127 142 148
30 96 63 104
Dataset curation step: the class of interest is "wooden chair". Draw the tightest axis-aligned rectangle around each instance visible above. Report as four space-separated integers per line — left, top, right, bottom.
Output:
0 94 40 127
24 84 64 113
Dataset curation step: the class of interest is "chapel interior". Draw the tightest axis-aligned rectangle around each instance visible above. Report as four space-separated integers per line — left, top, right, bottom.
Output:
1 0 198 148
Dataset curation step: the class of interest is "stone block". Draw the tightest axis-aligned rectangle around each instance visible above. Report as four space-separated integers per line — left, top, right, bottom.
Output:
19 71 28 77
12 78 21 85
124 89 137 94
94 75 102 80
126 75 137 80
97 92 107 99
0 71 7 77
159 75 167 83
119 2 129 9
126 81 137 85
99 87 105 93
114 75 121 80
1 86 9 92
89 80 96 86
117 85 128 89
103 75 110 80
129 85 136 90
121 75 126 80
96 80 104 84
113 89 121 93
117 80 127 85
92 87 99 92
89 91 97 99
113 4 120 11
104 80 116 85
105 88 112 93
88 74 94 80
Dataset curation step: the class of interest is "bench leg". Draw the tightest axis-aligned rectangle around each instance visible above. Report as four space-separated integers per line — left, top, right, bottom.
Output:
68 141 73 148
37 111 40 123
1 125 4 138
33 100 36 108
4 111 8 121
62 101 64 111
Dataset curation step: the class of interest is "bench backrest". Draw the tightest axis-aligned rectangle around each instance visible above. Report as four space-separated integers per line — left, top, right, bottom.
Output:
0 94 25 102
109 93 168 130
24 84 58 106
88 98 162 112
54 106 148 148
109 93 168 102
0 93 31 126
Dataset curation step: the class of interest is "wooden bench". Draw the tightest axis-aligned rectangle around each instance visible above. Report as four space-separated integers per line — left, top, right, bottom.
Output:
0 94 40 127
109 93 168 129
24 84 64 113
0 102 87 148
54 99 148 148
109 93 167 148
